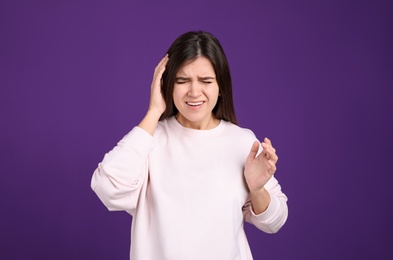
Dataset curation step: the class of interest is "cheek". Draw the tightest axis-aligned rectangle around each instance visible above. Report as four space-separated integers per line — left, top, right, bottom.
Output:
210 85 220 102
172 87 184 107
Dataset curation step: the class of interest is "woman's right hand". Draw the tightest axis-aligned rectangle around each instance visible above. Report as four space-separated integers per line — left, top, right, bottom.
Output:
148 54 169 116
138 55 169 136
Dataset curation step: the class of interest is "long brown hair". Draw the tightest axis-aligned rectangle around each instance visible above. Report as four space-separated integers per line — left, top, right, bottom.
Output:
160 31 238 125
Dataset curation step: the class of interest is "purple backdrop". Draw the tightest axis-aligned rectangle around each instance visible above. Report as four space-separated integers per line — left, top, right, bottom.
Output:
1 0 392 259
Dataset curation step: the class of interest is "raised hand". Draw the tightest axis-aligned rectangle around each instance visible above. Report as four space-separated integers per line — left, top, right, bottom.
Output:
148 54 169 116
138 55 169 136
244 138 278 193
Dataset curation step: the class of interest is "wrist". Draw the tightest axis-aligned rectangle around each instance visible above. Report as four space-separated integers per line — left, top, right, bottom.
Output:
250 187 270 215
250 187 266 196
146 108 163 120
138 110 162 137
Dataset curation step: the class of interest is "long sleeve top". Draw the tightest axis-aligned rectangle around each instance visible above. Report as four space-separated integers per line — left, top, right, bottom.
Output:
91 117 288 260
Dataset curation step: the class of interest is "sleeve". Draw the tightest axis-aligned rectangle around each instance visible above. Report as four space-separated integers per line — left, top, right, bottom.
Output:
91 126 154 215
242 176 288 233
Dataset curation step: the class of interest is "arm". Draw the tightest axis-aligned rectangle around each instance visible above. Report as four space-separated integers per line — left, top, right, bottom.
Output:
91 55 169 214
243 138 288 233
91 127 154 214
243 176 288 233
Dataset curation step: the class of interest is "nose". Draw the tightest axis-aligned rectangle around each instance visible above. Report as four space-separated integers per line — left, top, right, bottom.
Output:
187 81 202 97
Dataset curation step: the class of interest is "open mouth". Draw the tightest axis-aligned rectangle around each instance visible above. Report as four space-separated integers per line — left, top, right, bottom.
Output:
186 101 205 110
186 101 204 106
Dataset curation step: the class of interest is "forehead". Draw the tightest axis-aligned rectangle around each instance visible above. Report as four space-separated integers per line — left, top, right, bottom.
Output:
176 56 215 76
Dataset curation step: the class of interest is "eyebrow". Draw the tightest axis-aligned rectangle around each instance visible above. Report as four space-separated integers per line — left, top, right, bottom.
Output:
175 76 215 80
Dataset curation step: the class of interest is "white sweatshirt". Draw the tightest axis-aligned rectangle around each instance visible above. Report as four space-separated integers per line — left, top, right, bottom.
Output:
91 117 288 260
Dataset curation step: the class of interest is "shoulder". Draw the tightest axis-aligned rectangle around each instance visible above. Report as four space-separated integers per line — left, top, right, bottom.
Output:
153 117 178 142
220 121 260 155
218 121 261 161
155 117 172 136
221 120 258 142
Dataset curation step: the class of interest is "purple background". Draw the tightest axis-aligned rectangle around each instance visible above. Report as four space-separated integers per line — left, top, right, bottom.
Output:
1 0 392 259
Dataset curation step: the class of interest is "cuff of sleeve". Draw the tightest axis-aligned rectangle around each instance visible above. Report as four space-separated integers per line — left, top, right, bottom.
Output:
250 194 280 222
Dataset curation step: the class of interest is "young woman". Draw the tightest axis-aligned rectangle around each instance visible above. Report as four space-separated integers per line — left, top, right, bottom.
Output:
91 31 288 259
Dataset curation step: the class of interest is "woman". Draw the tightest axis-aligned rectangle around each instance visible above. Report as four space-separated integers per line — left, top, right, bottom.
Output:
91 31 288 259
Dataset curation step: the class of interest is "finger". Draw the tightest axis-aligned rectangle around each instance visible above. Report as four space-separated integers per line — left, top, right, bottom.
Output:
262 142 276 153
154 55 169 75
247 141 260 160
262 146 278 163
157 54 169 68
267 160 277 175
155 64 166 79
153 63 168 89
264 137 272 146
261 143 274 154
267 150 278 163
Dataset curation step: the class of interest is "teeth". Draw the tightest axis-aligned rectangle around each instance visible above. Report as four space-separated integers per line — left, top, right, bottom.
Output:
187 102 203 106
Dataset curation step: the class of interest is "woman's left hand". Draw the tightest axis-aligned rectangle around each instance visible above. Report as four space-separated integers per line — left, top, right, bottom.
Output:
244 138 278 192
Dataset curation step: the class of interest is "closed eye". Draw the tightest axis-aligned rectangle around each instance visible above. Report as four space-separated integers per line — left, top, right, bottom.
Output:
200 77 215 84
176 81 187 84
175 77 189 84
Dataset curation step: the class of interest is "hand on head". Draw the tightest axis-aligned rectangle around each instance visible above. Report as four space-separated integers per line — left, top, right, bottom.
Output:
148 54 169 117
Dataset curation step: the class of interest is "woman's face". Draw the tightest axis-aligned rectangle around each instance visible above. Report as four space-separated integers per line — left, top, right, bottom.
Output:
173 56 220 130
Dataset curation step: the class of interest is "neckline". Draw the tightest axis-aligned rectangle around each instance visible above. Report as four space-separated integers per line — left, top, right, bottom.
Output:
168 116 225 137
